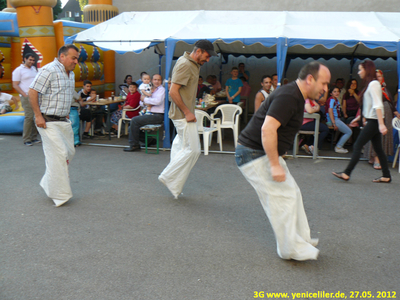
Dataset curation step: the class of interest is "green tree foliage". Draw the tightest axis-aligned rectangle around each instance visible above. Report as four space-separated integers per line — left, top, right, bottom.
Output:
0 0 7 11
53 0 63 20
78 0 89 11
78 0 88 22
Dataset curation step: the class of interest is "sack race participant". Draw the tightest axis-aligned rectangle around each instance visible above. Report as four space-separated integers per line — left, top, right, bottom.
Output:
28 45 79 207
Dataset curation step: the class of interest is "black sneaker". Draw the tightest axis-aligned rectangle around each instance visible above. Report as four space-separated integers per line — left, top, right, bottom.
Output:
82 133 90 139
24 141 33 146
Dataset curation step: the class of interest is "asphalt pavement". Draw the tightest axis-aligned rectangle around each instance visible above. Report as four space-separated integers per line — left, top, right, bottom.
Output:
1 134 399 300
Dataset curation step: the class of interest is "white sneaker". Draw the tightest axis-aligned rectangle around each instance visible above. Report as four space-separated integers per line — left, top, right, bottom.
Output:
309 145 314 154
335 146 348 153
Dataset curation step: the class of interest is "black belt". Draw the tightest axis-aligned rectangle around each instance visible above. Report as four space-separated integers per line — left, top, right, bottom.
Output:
42 114 67 122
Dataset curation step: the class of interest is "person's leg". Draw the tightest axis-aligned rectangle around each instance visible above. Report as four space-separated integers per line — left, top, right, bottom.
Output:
237 151 319 260
343 120 378 176
20 95 38 143
128 114 164 147
69 109 80 145
335 118 352 148
318 123 329 149
370 128 391 179
158 119 201 199
37 121 75 206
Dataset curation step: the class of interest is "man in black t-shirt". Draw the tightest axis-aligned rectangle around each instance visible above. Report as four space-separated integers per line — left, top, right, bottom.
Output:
236 62 330 261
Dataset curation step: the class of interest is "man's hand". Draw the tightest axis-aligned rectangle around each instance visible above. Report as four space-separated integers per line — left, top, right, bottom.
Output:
185 111 196 123
271 164 286 182
35 114 47 129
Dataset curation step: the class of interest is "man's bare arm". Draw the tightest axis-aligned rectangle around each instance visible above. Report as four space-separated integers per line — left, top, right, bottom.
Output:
28 88 46 129
262 116 286 182
12 81 27 98
169 83 196 122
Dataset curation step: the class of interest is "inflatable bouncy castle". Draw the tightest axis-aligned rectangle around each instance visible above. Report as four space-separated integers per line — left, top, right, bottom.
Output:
0 0 118 134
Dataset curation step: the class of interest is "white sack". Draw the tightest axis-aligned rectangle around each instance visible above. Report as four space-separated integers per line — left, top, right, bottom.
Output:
239 155 319 260
37 121 75 203
159 119 200 198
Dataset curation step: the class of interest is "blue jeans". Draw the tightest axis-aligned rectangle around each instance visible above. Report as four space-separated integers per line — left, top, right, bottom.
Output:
330 118 352 148
69 108 80 146
235 144 265 166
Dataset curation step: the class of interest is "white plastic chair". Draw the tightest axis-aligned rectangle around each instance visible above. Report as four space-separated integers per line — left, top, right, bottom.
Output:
391 117 400 172
117 106 140 138
293 113 320 159
210 104 243 148
195 110 222 155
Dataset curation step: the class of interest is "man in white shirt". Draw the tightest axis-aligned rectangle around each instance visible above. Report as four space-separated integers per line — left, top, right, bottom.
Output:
12 53 39 146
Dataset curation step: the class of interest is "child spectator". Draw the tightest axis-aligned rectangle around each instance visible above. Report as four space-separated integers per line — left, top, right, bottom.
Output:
110 83 141 133
0 88 19 114
139 74 153 115
326 86 352 153
197 76 210 98
225 67 243 104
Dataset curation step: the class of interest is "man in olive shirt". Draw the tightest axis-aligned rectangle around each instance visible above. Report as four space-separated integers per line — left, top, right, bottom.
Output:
159 40 217 199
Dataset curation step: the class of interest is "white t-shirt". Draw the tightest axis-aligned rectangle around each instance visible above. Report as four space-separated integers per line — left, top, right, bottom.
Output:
12 64 38 94
0 92 13 106
139 83 152 95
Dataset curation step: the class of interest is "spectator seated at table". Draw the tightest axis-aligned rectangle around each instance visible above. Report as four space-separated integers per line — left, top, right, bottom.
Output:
123 74 165 152
120 75 133 95
197 76 210 98
79 80 97 139
110 82 141 134
202 75 221 96
342 79 360 124
299 98 329 155
88 89 106 136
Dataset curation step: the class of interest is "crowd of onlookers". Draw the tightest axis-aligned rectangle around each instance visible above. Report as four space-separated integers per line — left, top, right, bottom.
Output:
4 54 399 162
297 73 399 164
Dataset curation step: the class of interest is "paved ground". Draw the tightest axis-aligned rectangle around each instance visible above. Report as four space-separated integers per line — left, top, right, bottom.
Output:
1 134 399 300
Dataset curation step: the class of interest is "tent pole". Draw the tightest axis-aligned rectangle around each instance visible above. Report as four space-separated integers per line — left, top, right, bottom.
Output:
158 54 163 75
163 39 177 148
277 37 288 89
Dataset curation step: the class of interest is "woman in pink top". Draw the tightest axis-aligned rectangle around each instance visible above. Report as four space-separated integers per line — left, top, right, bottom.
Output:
299 98 329 155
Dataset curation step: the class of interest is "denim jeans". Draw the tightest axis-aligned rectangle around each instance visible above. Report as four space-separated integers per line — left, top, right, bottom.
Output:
334 118 352 148
235 144 265 166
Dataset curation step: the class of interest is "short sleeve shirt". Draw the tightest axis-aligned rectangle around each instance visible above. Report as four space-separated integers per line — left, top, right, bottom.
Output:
169 52 200 120
12 64 38 94
29 58 75 117
238 82 305 155
225 78 243 103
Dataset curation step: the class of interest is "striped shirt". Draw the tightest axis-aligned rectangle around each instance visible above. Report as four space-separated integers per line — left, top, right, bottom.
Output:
29 58 75 117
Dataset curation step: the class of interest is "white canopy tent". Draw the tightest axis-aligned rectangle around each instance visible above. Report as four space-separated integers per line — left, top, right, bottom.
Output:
67 11 400 147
